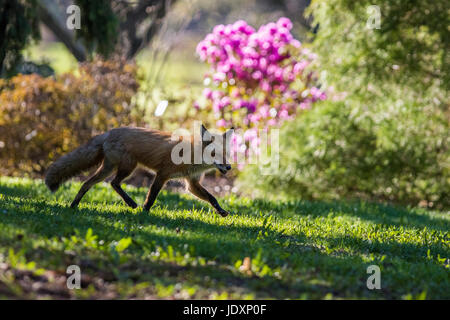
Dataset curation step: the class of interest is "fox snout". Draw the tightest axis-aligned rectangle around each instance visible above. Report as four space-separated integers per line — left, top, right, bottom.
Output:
215 163 232 174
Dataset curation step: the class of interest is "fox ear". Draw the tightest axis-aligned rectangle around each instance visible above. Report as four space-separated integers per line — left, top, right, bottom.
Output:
201 124 209 138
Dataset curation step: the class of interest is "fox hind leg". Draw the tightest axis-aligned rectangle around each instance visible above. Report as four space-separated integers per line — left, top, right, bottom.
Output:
70 159 115 208
111 159 138 208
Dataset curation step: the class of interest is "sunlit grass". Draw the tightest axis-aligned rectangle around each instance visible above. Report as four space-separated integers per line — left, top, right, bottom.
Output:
0 176 448 299
23 41 206 88
136 49 207 88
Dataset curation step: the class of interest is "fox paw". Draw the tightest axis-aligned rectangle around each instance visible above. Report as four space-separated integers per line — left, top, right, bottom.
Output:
128 202 138 209
217 210 230 217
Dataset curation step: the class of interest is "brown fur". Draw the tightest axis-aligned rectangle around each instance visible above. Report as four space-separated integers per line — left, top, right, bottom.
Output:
45 126 232 216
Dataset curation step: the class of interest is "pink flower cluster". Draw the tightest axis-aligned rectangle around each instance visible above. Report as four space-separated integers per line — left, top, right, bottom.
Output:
196 18 326 163
197 18 300 85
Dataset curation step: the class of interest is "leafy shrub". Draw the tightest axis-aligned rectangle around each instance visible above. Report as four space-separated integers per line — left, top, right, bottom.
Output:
0 57 141 176
194 18 325 161
238 0 449 208
238 100 449 208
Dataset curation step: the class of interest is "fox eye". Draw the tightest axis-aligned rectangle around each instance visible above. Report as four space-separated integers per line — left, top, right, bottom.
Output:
210 150 216 157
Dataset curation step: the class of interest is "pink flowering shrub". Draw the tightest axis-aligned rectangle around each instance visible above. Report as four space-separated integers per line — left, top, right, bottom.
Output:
195 18 326 163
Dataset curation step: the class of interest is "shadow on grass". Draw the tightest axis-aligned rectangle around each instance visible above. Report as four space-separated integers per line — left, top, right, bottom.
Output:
1 179 448 233
1 180 448 232
232 197 449 232
1 192 448 299
0 195 387 299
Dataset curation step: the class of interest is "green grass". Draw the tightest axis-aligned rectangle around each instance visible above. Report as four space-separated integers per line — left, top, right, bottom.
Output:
136 48 208 88
0 176 448 299
24 41 207 88
23 42 79 75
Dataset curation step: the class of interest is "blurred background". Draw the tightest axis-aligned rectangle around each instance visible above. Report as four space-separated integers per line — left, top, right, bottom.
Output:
0 0 448 209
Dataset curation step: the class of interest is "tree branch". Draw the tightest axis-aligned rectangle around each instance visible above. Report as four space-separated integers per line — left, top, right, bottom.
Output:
36 0 87 61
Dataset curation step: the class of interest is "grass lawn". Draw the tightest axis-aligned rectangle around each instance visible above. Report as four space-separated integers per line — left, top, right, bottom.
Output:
0 176 448 299
23 42 79 75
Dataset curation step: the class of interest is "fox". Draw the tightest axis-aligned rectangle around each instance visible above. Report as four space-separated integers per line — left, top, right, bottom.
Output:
45 124 234 217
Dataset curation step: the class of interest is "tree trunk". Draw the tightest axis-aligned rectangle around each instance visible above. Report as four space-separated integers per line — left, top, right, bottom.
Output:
36 0 87 61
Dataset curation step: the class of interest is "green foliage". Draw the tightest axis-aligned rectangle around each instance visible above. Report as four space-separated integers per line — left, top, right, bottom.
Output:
75 0 119 58
307 0 448 93
0 177 448 299
0 0 40 77
239 0 449 208
0 57 141 176
238 100 449 208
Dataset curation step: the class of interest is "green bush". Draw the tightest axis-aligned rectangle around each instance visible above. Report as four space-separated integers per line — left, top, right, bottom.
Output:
238 100 449 208
237 0 449 209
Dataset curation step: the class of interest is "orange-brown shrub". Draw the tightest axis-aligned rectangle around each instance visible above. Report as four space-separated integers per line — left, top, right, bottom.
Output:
0 57 142 176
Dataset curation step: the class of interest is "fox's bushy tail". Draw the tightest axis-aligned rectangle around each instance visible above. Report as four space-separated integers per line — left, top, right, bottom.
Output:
45 134 107 192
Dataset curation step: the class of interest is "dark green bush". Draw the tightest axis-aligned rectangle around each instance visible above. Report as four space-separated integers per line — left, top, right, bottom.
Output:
238 100 449 208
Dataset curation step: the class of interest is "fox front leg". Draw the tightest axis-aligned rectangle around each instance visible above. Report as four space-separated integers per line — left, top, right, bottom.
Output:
187 178 230 217
143 175 165 211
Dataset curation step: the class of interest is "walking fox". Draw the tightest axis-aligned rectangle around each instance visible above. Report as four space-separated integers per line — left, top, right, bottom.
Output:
45 125 234 217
